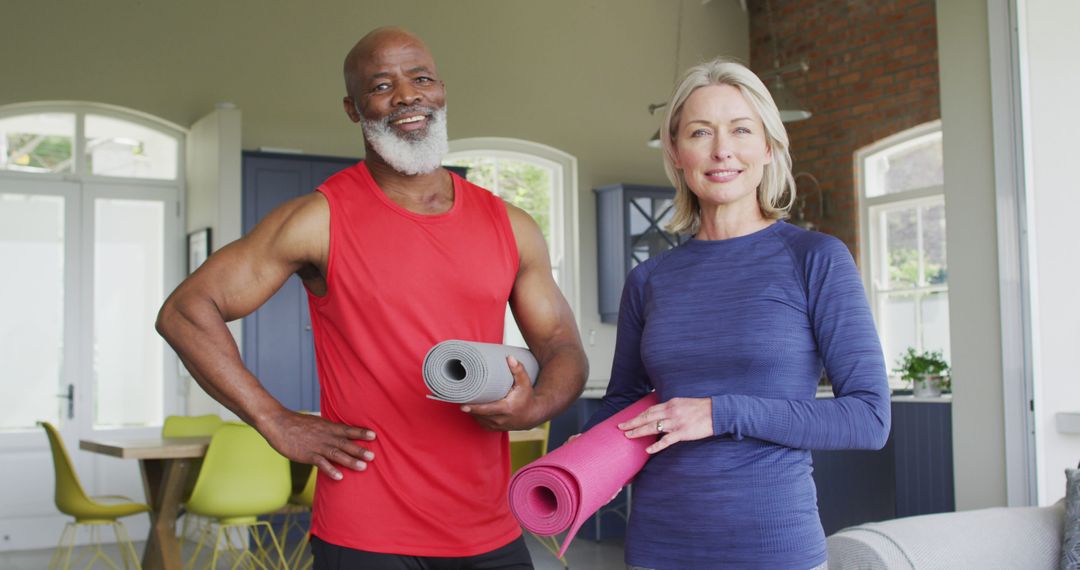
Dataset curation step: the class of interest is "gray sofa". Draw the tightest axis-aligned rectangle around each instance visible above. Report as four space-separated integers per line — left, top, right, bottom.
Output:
827 501 1065 569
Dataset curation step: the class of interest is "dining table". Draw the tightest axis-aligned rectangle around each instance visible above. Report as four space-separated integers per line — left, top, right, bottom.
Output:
79 435 209 570
79 426 549 570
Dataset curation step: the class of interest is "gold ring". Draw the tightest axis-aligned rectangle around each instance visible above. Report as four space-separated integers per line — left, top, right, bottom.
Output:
656 420 664 433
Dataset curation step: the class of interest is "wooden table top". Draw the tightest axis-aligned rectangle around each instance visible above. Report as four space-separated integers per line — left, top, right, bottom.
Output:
79 436 210 460
80 427 544 460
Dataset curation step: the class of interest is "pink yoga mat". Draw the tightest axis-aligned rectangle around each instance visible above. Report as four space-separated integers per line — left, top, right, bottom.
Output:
508 393 658 557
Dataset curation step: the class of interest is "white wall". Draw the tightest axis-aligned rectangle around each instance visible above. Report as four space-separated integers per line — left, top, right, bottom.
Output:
1023 0 1080 505
937 0 1008 509
184 105 243 418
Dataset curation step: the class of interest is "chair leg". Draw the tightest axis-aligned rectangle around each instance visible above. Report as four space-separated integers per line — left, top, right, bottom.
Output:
208 524 228 570
249 521 288 570
530 531 568 569
286 530 311 570
64 523 123 570
186 520 214 570
186 520 289 570
110 520 142 570
49 523 77 570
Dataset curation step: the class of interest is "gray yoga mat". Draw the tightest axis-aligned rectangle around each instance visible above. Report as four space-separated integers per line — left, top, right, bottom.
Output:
422 340 539 404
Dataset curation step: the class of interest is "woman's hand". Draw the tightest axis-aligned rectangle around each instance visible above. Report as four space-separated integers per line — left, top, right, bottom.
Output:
617 397 713 454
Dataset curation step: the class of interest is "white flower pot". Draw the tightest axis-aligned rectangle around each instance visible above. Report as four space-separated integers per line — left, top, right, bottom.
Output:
913 374 944 398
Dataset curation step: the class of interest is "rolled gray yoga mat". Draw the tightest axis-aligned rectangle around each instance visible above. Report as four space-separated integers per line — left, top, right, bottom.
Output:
422 340 539 404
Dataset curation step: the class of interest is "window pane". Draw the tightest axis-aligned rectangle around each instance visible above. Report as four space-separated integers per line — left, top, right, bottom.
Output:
0 194 65 430
655 198 674 227
0 113 75 174
443 157 495 190
629 198 651 235
920 291 951 362
881 293 917 370
922 202 947 285
94 199 164 427
885 206 919 288
865 131 943 197
497 160 551 243
85 114 178 180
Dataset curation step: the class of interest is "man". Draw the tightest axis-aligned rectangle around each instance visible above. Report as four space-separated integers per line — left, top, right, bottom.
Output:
156 26 588 569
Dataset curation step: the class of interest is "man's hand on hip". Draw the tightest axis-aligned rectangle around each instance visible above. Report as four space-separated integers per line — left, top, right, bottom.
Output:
260 410 376 481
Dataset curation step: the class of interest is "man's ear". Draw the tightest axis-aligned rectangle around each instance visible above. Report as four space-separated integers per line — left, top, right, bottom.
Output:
343 97 361 123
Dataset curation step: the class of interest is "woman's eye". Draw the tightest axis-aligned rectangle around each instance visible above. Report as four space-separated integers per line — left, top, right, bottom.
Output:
734 127 752 135
691 129 710 137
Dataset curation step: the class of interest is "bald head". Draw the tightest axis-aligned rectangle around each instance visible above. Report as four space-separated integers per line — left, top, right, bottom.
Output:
343 27 435 98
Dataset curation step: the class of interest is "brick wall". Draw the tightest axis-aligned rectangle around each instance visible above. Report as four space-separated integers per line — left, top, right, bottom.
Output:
748 0 940 258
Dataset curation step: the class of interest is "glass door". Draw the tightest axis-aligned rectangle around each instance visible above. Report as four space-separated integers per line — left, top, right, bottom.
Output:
0 104 185 550
0 178 84 548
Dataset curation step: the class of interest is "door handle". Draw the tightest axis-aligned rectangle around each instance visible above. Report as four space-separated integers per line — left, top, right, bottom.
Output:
56 384 74 420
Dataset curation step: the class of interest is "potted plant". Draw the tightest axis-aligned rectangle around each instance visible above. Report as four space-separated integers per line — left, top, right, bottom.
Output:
894 348 951 397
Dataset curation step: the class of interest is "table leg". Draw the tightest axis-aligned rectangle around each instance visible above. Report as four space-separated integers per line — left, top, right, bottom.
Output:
139 458 193 570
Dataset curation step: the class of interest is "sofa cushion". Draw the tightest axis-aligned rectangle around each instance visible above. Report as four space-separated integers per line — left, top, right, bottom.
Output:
1063 467 1080 570
828 503 1064 569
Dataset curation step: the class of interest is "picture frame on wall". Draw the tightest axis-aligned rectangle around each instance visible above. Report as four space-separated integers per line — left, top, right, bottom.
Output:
187 228 212 274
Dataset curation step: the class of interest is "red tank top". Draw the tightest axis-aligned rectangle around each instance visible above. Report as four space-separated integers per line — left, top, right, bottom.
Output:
307 162 521 555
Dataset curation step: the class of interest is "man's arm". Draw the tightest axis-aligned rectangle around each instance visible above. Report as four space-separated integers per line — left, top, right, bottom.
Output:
463 204 588 430
156 193 374 480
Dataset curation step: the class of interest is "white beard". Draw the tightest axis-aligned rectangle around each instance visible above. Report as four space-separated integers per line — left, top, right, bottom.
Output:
361 106 449 176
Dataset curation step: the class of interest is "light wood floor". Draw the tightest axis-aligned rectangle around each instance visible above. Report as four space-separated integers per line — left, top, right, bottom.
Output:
0 533 626 569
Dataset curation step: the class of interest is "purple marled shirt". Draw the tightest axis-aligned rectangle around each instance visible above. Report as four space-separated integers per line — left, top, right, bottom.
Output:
584 221 891 569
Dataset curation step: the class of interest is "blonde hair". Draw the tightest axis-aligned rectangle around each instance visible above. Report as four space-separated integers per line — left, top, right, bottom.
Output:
661 58 795 235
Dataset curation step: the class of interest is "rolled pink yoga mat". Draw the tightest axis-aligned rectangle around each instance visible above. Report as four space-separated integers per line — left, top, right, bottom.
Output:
508 393 658 557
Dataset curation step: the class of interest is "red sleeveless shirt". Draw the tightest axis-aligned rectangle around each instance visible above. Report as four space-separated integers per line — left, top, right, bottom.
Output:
307 162 521 555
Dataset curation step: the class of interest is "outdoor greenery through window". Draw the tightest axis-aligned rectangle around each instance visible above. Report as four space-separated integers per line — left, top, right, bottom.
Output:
443 156 553 244
859 122 950 388
443 150 566 347
0 113 76 173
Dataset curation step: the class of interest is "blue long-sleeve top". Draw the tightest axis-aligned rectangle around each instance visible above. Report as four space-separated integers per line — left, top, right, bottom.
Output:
583 221 891 570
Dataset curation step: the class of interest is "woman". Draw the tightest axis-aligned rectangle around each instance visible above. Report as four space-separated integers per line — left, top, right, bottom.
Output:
583 58 891 569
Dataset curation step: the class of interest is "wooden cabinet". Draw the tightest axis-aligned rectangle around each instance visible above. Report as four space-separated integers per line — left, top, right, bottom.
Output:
594 184 684 323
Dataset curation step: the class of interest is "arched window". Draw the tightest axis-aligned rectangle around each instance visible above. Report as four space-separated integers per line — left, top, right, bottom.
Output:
0 102 185 434
856 121 949 386
443 138 579 346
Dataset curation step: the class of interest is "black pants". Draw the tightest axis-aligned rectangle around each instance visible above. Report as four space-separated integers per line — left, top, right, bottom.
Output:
311 535 534 570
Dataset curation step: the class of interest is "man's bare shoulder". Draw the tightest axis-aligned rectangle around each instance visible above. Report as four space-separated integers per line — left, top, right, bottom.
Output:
503 201 537 234
245 192 330 267
502 201 549 273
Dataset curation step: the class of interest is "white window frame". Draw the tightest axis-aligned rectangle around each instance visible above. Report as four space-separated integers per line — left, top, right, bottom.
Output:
0 100 187 433
445 137 580 321
856 120 948 386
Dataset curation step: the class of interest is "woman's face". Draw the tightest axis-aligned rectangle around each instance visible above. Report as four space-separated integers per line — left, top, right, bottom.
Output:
673 84 772 214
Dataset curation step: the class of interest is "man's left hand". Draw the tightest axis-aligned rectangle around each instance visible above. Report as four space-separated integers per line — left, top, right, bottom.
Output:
460 356 540 431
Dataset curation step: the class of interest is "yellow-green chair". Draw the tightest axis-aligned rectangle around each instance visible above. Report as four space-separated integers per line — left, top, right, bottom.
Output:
39 421 151 570
161 414 223 547
184 422 290 570
510 422 567 568
162 414 223 439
